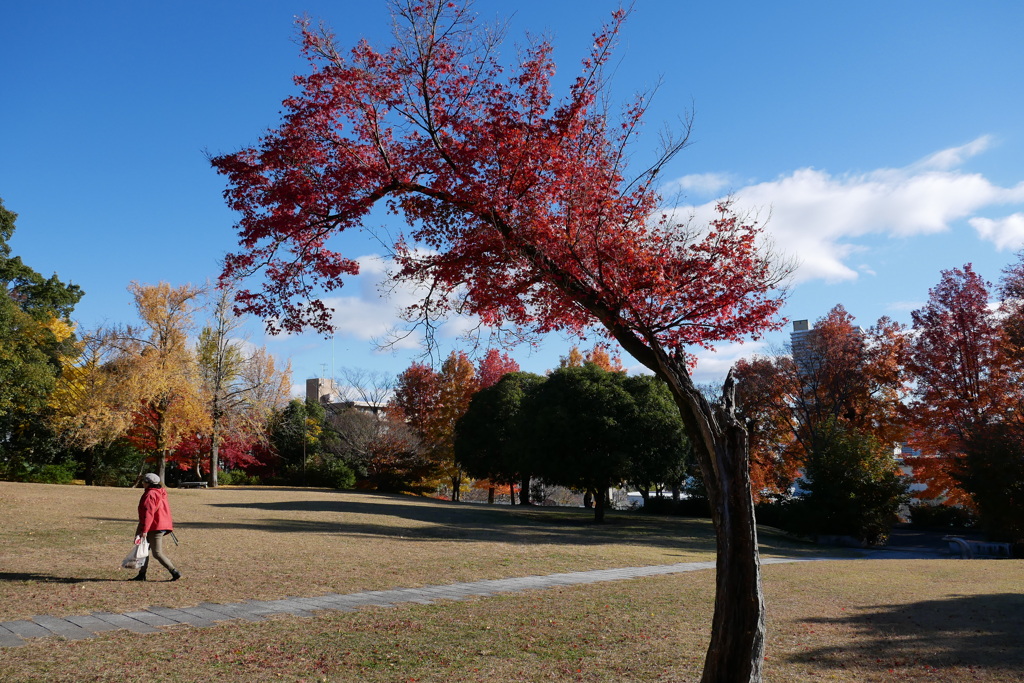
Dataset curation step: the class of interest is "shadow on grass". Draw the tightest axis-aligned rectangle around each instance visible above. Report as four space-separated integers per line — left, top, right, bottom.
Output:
92 490 818 558
212 493 723 552
791 592 1024 674
0 572 122 584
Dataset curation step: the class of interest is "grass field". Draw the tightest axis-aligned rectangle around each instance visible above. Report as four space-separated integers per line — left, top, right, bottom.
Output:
0 481 1021 682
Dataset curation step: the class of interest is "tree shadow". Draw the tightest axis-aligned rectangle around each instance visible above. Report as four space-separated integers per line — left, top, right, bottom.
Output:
87 490 818 558
207 493 728 552
790 592 1024 674
0 572 122 584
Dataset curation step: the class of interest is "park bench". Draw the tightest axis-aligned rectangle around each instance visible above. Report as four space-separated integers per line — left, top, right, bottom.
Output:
943 535 1011 559
178 481 208 489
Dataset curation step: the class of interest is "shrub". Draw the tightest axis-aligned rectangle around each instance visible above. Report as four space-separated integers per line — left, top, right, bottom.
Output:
908 503 976 530
961 423 1024 543
754 495 802 531
85 442 145 487
218 469 262 486
304 457 357 490
4 460 77 485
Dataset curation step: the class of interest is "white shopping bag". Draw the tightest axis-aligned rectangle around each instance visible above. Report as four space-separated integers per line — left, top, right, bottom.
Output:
121 537 150 570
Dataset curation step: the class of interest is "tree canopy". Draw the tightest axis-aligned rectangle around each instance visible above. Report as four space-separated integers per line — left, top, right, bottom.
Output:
212 3 791 679
0 197 83 479
455 370 545 504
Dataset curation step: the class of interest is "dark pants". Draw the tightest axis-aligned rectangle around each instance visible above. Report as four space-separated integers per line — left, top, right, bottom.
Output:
141 530 177 577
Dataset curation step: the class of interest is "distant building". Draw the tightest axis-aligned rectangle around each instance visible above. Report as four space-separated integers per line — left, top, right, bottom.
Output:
305 377 385 416
790 319 815 381
306 378 336 405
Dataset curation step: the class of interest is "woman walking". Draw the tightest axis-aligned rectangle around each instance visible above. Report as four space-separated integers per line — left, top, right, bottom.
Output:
132 473 181 581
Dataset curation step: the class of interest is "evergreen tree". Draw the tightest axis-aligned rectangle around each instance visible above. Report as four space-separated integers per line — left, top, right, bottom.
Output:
0 197 83 480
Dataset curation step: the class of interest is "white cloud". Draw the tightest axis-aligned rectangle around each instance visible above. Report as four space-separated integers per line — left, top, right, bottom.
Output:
319 254 423 350
318 253 484 352
910 135 994 171
676 137 1024 283
969 213 1024 251
667 172 735 197
690 340 769 386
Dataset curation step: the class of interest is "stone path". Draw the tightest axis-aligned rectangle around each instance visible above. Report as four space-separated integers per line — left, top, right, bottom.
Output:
0 542 955 650
0 557 812 648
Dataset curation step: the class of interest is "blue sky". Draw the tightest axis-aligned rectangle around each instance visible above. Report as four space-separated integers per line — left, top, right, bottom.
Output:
3 1 1023 393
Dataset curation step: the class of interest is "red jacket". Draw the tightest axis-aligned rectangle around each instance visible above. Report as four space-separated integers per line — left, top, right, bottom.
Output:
137 486 174 533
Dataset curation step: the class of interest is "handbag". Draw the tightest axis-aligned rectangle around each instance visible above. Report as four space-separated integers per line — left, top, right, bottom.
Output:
121 537 150 570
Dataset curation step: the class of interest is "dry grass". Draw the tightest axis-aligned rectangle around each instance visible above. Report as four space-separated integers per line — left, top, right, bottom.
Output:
0 481 814 622
0 481 1021 682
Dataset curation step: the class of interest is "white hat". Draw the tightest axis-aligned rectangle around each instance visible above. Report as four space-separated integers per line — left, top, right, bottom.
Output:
143 473 161 486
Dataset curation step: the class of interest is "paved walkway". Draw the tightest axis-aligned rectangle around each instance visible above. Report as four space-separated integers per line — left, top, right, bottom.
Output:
0 541 956 649
0 557 819 648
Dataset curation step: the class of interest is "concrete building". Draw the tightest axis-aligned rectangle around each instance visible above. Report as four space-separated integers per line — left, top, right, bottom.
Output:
305 377 385 416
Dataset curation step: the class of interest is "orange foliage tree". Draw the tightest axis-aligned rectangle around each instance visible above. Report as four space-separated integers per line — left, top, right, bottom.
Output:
115 282 209 482
558 343 625 373
735 306 910 500
907 265 1014 506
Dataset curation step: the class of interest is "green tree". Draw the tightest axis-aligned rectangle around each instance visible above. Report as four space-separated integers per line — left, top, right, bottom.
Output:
455 371 545 504
621 374 691 504
270 397 352 487
0 197 83 480
271 398 321 484
525 364 636 522
793 418 909 546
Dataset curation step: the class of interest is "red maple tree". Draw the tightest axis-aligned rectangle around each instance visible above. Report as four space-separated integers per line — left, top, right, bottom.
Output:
475 348 520 390
212 4 789 680
907 263 1022 506
390 361 439 436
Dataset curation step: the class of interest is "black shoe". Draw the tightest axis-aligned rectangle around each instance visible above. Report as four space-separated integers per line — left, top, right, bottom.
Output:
170 570 182 582
130 573 147 581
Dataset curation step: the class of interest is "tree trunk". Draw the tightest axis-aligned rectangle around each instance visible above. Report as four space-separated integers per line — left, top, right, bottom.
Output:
83 449 95 486
700 421 765 682
487 486 495 504
593 486 606 523
658 363 765 683
156 433 167 482
209 438 219 487
519 475 530 505
209 411 220 488
154 407 167 483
